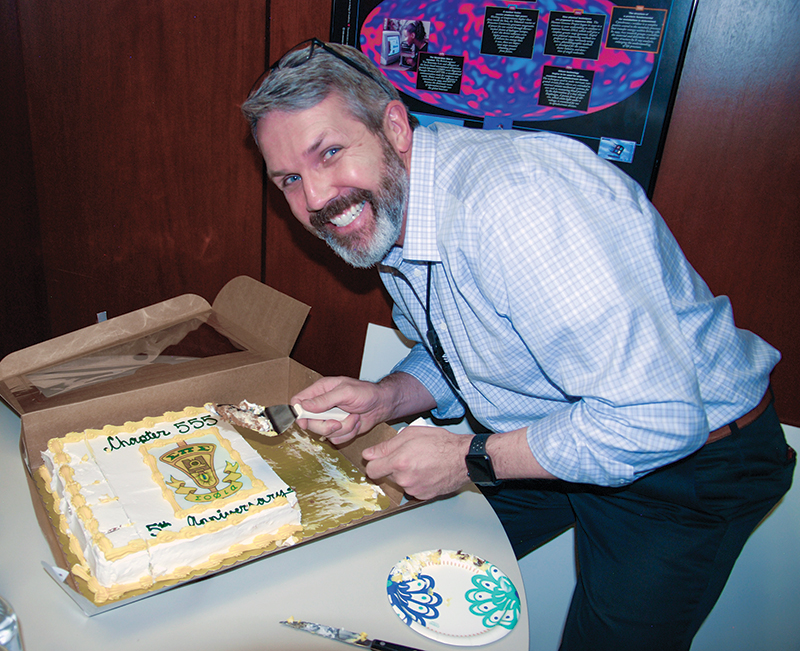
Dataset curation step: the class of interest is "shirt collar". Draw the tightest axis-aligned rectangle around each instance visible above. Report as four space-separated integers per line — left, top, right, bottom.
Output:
400 126 441 263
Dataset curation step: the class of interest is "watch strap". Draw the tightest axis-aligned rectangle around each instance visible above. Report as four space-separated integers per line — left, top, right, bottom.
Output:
468 432 491 456
466 433 501 486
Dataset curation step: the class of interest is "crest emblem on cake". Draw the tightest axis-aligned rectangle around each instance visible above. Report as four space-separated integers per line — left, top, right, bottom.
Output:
161 441 228 496
158 439 245 504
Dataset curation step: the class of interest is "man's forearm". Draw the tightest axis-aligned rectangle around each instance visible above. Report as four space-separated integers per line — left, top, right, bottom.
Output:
376 371 437 422
486 428 558 481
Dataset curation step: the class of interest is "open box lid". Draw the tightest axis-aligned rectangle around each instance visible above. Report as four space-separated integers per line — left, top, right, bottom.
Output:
0 276 310 417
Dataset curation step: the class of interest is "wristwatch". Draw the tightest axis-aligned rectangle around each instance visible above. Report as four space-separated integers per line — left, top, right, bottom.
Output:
466 433 501 487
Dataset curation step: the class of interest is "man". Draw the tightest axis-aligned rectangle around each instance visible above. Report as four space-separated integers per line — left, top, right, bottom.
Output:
242 40 794 650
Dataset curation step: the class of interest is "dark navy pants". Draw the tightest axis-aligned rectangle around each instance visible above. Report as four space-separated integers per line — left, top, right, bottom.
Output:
481 403 795 650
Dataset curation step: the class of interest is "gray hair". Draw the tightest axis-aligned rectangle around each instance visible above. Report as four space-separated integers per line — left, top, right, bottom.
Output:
241 41 417 142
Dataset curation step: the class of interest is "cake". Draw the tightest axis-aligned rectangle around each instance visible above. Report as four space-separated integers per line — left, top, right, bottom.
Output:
205 400 278 436
38 406 302 603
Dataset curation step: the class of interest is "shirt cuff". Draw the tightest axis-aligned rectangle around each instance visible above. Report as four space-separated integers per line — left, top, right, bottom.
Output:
526 405 636 487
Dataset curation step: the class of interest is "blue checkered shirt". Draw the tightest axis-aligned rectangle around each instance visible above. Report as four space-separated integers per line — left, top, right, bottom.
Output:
378 124 779 486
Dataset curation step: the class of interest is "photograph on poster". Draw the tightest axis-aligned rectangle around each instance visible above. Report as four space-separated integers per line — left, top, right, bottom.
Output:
331 0 697 195
380 18 432 70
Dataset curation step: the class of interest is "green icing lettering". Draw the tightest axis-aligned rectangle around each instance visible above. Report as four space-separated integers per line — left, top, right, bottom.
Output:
103 429 171 453
186 488 295 527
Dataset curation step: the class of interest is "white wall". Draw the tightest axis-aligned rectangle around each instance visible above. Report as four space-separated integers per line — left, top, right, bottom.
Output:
361 324 800 651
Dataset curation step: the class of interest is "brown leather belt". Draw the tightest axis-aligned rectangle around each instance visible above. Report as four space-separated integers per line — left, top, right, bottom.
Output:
706 387 772 445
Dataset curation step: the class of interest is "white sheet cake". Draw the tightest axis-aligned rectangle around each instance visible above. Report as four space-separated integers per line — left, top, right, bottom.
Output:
39 406 302 603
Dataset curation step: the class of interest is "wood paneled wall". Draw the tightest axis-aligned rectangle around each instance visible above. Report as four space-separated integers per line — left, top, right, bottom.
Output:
5 0 268 348
1 0 50 357
651 0 800 424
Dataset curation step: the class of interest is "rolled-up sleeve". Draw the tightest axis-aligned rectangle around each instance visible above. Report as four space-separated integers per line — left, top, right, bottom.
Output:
526 397 709 486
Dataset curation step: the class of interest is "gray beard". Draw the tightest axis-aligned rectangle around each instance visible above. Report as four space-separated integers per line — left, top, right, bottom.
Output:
310 140 408 269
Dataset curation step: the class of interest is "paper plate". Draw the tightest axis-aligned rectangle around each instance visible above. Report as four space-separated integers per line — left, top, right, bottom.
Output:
386 549 521 646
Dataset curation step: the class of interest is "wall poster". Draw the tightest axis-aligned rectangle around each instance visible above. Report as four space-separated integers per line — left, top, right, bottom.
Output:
330 0 699 196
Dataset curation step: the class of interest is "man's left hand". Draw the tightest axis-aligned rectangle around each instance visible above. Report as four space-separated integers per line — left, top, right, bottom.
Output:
362 425 472 500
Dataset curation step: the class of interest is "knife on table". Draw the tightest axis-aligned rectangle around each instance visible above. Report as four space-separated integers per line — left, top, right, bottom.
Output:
206 400 348 436
280 618 425 651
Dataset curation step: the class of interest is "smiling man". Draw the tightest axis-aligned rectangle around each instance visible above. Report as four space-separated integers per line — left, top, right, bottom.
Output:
241 40 794 651
256 92 409 268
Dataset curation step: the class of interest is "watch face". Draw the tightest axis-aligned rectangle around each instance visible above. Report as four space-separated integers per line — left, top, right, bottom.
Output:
466 455 495 485
467 434 500 486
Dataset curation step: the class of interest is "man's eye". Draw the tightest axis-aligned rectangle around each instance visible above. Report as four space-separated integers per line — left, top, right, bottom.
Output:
282 174 301 188
323 147 341 161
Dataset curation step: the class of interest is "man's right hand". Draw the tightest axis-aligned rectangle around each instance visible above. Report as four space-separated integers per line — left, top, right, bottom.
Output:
290 372 436 445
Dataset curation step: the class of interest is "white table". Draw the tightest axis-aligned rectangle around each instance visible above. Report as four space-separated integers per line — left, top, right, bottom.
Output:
0 400 529 650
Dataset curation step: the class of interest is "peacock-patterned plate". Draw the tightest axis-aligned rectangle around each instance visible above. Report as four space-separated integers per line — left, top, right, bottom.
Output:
386 549 520 646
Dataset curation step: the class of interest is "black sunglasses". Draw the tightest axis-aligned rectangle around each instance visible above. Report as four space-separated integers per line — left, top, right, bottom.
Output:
249 37 388 96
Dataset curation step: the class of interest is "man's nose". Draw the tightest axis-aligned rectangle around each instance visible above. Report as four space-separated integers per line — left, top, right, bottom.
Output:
303 173 337 213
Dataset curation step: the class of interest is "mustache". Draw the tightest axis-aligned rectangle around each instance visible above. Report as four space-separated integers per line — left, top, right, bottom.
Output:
310 189 374 231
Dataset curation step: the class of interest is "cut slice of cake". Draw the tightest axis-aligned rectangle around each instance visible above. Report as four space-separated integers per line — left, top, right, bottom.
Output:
205 400 278 435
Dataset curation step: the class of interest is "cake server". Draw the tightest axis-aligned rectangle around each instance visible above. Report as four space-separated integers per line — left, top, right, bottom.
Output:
206 400 349 436
280 618 425 651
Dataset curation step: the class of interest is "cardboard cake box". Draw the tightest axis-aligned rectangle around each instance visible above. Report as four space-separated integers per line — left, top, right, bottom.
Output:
0 275 414 615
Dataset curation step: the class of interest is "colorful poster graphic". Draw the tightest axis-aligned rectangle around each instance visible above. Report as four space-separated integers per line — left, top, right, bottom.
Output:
331 0 697 195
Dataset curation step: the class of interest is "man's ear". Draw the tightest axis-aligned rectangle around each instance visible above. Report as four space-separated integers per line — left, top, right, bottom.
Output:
383 100 413 157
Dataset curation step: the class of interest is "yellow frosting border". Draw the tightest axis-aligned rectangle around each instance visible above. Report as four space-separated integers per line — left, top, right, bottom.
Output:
73 521 302 604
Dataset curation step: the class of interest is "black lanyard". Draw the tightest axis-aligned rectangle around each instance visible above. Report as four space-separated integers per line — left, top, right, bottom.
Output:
425 263 460 391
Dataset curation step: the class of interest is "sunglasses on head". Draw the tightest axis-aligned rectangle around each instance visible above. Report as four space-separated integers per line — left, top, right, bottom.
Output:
249 37 389 96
